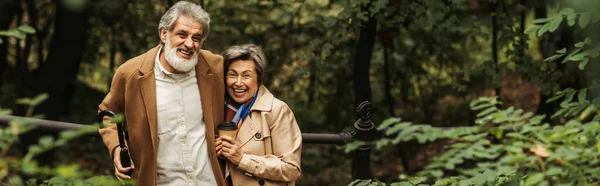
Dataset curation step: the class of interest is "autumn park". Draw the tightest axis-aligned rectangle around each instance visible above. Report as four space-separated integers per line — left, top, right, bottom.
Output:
1 0 600 185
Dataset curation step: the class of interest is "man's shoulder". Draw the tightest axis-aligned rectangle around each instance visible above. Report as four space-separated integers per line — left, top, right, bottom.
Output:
115 48 155 77
200 49 224 74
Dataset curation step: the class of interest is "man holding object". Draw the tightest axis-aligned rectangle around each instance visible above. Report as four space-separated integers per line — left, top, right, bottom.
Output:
98 1 226 185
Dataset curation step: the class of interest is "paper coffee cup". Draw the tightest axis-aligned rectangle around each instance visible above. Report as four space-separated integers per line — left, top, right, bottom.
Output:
217 121 238 139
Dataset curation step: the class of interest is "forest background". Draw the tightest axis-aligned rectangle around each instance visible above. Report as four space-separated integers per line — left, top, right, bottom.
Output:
1 0 599 185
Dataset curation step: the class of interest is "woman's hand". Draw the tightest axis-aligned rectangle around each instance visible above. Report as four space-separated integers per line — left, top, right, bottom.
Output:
215 137 226 159
216 136 243 165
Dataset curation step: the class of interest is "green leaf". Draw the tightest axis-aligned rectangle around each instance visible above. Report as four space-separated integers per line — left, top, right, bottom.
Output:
30 93 48 106
524 25 541 34
8 176 23 186
577 88 587 103
16 98 32 105
543 54 564 62
408 177 426 185
560 8 575 15
378 118 401 130
552 108 567 118
548 18 562 32
56 164 80 178
562 89 576 104
0 29 26 39
575 41 585 48
390 182 413 186
476 107 497 117
557 48 567 54
489 128 504 139
546 94 565 103
38 136 54 148
567 13 577 26
532 18 551 24
546 167 562 176
579 105 596 121
579 12 592 28
537 22 551 37
524 173 544 186
569 53 586 61
28 145 42 155
0 108 12 115
579 57 589 70
344 141 366 153
17 25 36 34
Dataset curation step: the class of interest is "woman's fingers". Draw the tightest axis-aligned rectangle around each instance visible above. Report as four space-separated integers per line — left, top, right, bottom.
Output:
220 136 235 144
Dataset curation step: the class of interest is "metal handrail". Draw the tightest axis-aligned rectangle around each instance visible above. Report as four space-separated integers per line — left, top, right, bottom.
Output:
0 115 355 145
0 101 378 180
0 115 93 131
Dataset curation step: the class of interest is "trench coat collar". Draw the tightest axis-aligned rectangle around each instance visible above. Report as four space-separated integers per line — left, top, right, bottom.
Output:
250 85 273 112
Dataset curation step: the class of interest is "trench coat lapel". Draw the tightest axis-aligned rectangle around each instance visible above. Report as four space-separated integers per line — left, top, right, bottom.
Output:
138 46 160 154
237 86 273 147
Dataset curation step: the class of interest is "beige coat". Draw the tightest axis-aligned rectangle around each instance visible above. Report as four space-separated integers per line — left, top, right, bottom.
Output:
98 46 227 186
227 85 302 186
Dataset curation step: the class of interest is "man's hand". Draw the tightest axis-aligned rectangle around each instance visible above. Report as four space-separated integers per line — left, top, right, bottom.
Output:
113 147 135 180
216 136 243 165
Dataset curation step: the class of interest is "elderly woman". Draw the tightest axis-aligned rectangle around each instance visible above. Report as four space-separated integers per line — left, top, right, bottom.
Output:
216 44 302 186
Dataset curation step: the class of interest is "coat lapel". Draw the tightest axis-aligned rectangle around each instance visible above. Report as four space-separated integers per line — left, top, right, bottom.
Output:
138 46 160 153
196 57 214 134
238 86 273 147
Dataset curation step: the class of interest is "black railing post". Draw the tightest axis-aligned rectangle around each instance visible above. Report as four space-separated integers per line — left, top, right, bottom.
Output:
351 101 377 180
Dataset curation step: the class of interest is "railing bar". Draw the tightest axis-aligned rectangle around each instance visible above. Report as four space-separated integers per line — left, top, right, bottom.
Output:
0 115 90 131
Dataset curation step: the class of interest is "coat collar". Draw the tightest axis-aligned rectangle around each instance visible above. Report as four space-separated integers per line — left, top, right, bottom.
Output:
250 85 273 112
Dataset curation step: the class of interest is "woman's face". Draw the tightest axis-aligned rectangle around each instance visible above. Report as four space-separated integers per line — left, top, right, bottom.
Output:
226 59 259 104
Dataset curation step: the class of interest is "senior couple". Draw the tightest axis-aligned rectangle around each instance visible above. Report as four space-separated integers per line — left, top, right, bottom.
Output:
97 1 301 185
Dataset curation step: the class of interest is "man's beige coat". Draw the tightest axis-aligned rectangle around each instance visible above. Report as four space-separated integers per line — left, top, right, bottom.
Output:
98 46 226 186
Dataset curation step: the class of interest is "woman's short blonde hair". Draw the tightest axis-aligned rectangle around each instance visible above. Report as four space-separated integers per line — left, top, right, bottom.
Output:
222 44 268 84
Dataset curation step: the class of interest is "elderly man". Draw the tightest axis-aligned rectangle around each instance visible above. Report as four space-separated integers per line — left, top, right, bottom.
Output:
98 1 225 185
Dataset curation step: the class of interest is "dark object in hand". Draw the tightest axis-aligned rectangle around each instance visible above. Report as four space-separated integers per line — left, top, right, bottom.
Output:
98 110 134 176
120 147 134 176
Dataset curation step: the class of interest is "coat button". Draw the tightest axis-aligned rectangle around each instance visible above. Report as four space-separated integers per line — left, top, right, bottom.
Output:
258 179 265 185
255 133 262 139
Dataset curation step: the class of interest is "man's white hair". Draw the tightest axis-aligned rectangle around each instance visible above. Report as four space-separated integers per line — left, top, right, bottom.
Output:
158 1 210 46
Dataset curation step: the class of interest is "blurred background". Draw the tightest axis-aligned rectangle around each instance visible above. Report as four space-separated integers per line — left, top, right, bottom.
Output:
1 0 599 185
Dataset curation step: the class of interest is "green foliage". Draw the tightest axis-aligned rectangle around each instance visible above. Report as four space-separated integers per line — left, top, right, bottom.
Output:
0 95 124 185
0 25 35 44
348 96 600 185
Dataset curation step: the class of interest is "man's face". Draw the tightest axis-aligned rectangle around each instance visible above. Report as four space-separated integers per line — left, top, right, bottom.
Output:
160 15 204 72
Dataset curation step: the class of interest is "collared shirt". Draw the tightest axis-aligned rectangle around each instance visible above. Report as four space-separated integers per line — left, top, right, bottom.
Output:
154 47 217 186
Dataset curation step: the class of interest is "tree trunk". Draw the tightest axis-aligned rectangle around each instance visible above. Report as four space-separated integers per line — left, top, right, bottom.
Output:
108 27 117 90
0 0 18 92
35 0 90 120
352 18 377 108
307 50 320 104
490 2 500 94
381 35 395 117
534 4 576 120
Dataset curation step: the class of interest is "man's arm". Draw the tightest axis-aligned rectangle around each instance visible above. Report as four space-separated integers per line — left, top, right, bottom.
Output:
97 67 134 179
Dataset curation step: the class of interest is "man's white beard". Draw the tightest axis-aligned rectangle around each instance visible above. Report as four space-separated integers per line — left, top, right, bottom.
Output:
164 40 199 73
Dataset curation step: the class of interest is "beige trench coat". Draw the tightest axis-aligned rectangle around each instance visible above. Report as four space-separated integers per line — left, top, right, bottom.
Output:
227 85 302 186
